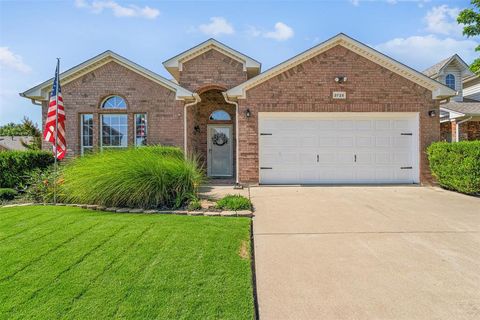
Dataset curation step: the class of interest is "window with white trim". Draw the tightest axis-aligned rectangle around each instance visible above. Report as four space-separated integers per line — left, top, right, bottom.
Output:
101 95 127 109
101 114 128 149
209 110 231 121
446 74 455 90
135 114 147 146
81 114 93 154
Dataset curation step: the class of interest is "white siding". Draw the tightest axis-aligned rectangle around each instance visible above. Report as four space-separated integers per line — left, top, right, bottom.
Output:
441 65 463 101
464 78 480 101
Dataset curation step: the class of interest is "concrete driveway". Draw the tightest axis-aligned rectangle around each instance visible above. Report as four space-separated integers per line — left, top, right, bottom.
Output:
251 186 480 320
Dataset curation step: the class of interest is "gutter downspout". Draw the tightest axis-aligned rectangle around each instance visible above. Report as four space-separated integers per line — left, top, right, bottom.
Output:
455 116 472 142
183 93 201 155
222 92 240 187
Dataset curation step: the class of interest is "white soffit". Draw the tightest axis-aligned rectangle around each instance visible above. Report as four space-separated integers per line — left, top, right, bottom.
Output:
227 33 456 100
21 50 194 101
163 38 261 80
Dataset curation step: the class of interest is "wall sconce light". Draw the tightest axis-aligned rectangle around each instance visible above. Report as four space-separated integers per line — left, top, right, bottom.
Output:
245 108 251 118
334 76 347 84
193 125 200 134
428 110 437 118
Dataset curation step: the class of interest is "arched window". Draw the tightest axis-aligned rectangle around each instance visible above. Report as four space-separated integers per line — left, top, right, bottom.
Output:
446 74 455 90
101 95 127 109
209 110 231 121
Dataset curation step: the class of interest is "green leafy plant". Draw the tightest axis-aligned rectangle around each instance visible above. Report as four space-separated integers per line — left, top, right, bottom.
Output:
60 146 203 209
187 198 202 211
216 194 252 211
0 188 17 201
0 150 54 188
24 168 58 203
427 141 480 194
457 0 480 74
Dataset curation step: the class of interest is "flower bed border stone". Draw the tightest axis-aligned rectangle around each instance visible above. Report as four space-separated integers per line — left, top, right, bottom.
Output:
1 202 253 218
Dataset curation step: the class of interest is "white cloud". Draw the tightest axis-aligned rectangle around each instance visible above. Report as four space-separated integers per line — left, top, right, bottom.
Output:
248 22 295 41
263 22 294 41
75 0 159 19
198 17 234 36
0 47 31 73
424 5 462 36
374 35 478 70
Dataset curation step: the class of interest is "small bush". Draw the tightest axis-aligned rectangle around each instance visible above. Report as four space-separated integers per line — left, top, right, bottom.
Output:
427 141 480 194
24 168 58 203
0 188 17 201
60 146 203 209
0 150 54 188
216 194 252 211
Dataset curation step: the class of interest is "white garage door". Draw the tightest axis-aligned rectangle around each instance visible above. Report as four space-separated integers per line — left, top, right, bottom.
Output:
259 113 419 184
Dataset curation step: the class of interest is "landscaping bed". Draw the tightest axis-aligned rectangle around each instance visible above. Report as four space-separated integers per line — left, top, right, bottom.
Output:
0 205 255 319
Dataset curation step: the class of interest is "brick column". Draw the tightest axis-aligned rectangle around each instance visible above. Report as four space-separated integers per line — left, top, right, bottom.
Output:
451 120 457 142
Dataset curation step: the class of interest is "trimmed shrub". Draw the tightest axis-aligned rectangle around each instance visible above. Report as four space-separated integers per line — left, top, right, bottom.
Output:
427 141 480 194
0 150 54 188
216 194 252 211
0 188 17 201
60 146 203 208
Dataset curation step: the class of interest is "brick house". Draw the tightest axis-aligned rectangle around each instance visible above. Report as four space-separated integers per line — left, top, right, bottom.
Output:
21 33 457 185
423 55 480 142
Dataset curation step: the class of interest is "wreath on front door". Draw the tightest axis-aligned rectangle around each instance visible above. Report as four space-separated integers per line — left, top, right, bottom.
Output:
212 132 229 146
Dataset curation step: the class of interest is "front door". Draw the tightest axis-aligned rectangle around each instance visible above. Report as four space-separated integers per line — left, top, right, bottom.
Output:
207 125 233 177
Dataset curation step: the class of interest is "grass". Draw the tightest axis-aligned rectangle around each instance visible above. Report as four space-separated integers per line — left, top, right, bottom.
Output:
216 195 252 211
60 146 204 209
0 206 254 319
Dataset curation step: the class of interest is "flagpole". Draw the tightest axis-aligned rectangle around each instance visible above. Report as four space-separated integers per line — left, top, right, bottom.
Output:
53 58 60 205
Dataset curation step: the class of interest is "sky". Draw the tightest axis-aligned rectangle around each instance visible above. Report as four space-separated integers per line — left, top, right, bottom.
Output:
0 0 478 126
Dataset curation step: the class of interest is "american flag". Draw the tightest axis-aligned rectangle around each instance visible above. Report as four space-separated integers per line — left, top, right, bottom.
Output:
43 59 66 160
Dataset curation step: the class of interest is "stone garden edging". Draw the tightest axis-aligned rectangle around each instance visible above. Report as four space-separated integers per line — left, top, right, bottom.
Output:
1 202 254 218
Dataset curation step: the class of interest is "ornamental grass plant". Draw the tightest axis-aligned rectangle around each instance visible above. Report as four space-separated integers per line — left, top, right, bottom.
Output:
61 146 203 208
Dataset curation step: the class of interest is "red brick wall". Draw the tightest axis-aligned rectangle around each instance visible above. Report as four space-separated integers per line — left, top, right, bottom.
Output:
41 61 183 156
440 121 452 142
460 120 480 140
179 49 247 92
186 90 236 174
237 45 439 185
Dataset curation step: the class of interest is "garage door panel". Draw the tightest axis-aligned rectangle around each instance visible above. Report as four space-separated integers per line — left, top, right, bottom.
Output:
338 136 354 147
259 113 418 184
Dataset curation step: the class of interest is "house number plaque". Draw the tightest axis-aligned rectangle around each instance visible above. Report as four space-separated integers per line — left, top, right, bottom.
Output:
332 91 346 99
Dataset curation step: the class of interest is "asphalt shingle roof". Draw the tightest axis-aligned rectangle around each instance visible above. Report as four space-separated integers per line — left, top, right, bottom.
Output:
441 100 480 115
422 56 453 78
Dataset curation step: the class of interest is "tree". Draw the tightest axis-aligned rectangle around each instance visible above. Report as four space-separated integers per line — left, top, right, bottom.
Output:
458 0 480 74
0 117 42 150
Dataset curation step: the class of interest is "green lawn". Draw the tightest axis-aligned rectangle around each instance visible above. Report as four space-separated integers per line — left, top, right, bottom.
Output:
0 206 254 319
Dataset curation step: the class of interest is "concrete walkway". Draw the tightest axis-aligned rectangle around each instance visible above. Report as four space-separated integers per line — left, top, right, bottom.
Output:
251 186 480 320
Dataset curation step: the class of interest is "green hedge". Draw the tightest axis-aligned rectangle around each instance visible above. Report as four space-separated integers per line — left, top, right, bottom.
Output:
0 150 54 188
0 188 17 201
427 141 480 194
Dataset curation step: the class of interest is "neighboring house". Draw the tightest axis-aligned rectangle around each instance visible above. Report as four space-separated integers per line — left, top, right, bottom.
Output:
20 33 456 186
423 55 480 142
0 136 34 151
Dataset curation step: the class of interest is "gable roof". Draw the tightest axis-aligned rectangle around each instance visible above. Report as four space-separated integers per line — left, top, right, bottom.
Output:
422 54 473 79
163 38 261 80
20 50 194 102
441 100 480 117
226 33 456 100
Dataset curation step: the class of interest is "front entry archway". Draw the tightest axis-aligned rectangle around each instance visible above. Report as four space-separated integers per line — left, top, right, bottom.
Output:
186 88 236 179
